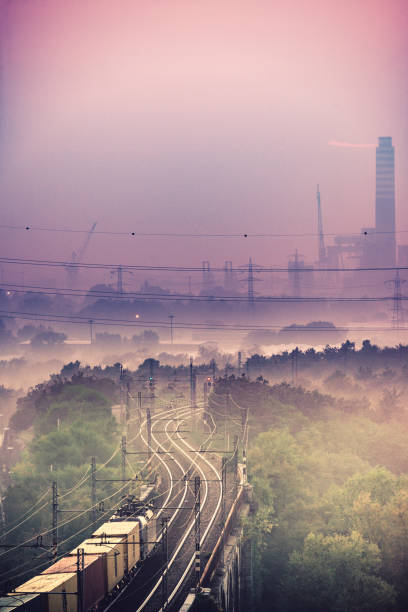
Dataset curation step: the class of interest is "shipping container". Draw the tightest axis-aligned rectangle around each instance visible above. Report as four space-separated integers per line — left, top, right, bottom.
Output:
15 572 77 612
71 537 125 593
92 521 140 569
42 553 107 610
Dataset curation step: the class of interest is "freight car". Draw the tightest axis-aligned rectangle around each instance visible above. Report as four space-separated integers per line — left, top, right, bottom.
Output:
108 492 156 559
15 573 77 612
43 553 107 611
0 491 157 611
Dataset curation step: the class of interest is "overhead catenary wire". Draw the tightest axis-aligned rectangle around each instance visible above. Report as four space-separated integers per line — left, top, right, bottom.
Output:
0 482 132 582
0 281 404 303
57 466 91 501
2 402 221 600
113 406 216 609
0 446 125 549
0 471 132 560
1 223 407 239
0 402 197 581
1 254 408 274
0 433 153 581
0 478 145 583
0 490 51 541
1 308 408 335
0 432 142 562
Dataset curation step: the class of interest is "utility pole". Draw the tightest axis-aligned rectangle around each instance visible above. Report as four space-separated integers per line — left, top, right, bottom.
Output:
386 270 406 329
221 458 227 564
88 319 93 345
190 357 196 422
233 434 239 496
202 260 211 293
194 476 201 592
125 381 130 428
52 482 58 557
137 391 142 424
291 347 299 385
91 457 96 523
161 517 169 610
224 395 231 451
211 359 216 380
316 185 326 265
168 314 174 344
221 457 227 528
289 250 302 298
248 258 254 310
121 435 126 483
76 548 85 612
119 363 125 426
224 260 234 292
238 351 242 376
203 382 208 409
116 266 123 294
146 406 152 461
148 360 155 414
295 346 299 382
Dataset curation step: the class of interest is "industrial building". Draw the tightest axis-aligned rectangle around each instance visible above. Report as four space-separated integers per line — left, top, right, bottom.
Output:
375 136 396 266
315 137 397 275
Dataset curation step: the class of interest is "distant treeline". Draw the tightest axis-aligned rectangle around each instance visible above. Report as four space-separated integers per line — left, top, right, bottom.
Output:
246 339 408 376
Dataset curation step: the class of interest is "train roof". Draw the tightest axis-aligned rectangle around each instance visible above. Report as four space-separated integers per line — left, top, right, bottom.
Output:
70 537 125 555
42 554 102 574
15 572 76 593
92 522 140 537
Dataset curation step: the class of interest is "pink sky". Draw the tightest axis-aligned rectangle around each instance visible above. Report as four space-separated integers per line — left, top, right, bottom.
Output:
1 0 407 279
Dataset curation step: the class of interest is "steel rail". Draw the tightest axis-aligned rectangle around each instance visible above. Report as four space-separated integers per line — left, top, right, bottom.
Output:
135 409 221 612
104 404 200 612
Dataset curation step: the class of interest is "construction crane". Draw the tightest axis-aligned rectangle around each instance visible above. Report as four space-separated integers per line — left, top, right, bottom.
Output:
65 221 97 288
316 184 326 265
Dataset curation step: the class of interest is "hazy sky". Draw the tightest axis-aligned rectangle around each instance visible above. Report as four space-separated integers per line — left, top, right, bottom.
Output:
1 0 407 280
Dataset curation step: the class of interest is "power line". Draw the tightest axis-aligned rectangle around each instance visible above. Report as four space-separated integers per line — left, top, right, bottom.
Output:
0 281 405 303
1 255 408 274
0 308 407 333
1 223 408 239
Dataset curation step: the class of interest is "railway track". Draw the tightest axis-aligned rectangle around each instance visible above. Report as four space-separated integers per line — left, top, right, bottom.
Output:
107 403 223 612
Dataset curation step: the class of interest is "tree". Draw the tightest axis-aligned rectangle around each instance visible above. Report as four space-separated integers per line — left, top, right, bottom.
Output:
282 532 395 612
30 330 67 346
0 319 15 345
377 388 404 421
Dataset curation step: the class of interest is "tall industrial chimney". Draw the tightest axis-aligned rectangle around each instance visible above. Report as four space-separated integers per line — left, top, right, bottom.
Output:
375 137 395 266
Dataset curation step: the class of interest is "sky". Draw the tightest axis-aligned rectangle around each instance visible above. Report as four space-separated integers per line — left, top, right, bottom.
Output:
1 0 407 284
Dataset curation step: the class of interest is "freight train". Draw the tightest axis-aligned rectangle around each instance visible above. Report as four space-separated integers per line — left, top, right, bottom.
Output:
0 487 156 611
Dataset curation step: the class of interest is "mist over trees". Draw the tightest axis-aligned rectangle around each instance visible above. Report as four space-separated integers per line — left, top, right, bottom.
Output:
2 340 408 608
209 376 408 611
